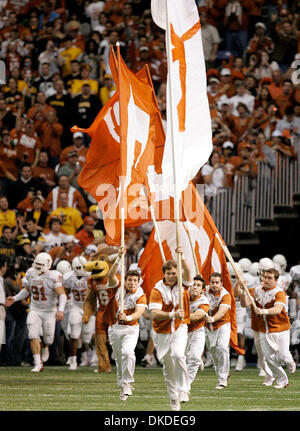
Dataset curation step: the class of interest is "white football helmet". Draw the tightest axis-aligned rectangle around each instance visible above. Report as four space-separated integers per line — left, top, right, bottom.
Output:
72 256 87 277
273 262 283 275
227 261 243 278
249 262 259 277
227 261 235 277
258 257 274 275
33 252 53 274
272 254 287 272
238 258 252 273
56 260 72 275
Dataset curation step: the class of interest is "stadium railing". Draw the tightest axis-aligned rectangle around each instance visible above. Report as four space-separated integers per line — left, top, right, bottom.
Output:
212 137 300 246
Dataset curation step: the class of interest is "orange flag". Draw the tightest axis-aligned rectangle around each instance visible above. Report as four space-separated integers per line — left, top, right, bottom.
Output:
138 183 244 356
72 49 164 244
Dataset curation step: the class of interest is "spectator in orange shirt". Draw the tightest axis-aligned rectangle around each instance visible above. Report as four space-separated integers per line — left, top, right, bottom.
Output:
59 131 88 167
232 102 252 141
268 70 284 101
0 128 18 180
75 215 104 252
27 91 54 121
32 149 56 194
16 118 41 167
35 109 63 166
47 174 87 215
218 68 236 99
246 22 274 61
226 141 258 181
273 79 295 118
207 76 221 105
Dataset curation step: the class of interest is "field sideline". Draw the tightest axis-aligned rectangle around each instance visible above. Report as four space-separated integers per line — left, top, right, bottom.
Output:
1 366 300 412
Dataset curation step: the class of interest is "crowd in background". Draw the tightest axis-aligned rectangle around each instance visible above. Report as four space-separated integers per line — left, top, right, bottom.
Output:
0 0 299 367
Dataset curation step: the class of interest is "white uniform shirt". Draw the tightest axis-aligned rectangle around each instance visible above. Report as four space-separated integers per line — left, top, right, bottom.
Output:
22 267 63 312
0 276 5 305
63 270 89 310
38 232 67 252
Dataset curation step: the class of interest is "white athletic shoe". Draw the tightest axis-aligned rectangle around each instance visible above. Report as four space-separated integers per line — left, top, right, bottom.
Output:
179 392 189 403
230 358 237 368
199 359 204 371
204 357 214 368
120 383 132 401
215 378 227 389
122 383 132 397
274 381 289 389
41 346 49 363
259 368 266 377
69 362 78 370
287 361 296 374
263 377 275 387
80 352 89 367
170 399 180 411
31 362 44 373
235 355 246 371
89 351 98 366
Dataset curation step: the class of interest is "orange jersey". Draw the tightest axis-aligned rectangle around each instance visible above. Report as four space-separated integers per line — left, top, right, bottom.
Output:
104 283 147 327
205 286 231 330
149 279 191 334
88 276 117 313
249 285 290 333
188 294 210 333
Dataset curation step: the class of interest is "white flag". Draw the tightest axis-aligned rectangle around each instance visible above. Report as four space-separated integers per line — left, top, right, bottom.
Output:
150 0 213 200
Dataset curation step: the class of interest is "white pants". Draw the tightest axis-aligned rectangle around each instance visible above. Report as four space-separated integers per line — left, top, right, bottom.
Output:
0 305 6 349
253 330 273 379
69 306 95 343
27 310 56 345
152 324 190 401
259 330 294 386
185 327 205 385
206 323 230 380
60 307 71 340
236 307 247 335
108 324 139 387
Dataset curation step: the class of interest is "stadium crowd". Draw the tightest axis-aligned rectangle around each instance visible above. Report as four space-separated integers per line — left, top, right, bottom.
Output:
0 0 299 397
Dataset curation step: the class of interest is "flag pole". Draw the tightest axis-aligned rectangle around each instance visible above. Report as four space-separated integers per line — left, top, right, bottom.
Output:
117 42 125 314
165 0 183 309
150 204 166 264
183 222 200 274
215 233 258 312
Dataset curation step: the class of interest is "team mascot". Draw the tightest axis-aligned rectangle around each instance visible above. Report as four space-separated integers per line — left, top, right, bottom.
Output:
82 244 119 373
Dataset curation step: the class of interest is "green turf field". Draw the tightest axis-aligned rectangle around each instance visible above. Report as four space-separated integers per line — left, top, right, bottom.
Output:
0 365 300 411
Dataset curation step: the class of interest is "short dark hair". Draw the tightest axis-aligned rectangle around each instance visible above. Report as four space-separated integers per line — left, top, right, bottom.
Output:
20 162 32 170
209 272 223 282
193 275 206 286
263 268 279 280
49 217 61 228
2 225 12 233
125 270 140 280
0 255 7 268
162 260 177 273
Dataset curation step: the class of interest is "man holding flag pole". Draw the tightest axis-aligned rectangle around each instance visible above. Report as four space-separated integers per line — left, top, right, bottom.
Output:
148 0 213 410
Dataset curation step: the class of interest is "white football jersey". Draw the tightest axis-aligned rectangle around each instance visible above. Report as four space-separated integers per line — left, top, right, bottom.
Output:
38 232 67 252
277 273 292 292
290 265 300 281
243 272 258 290
23 267 63 312
63 270 89 309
